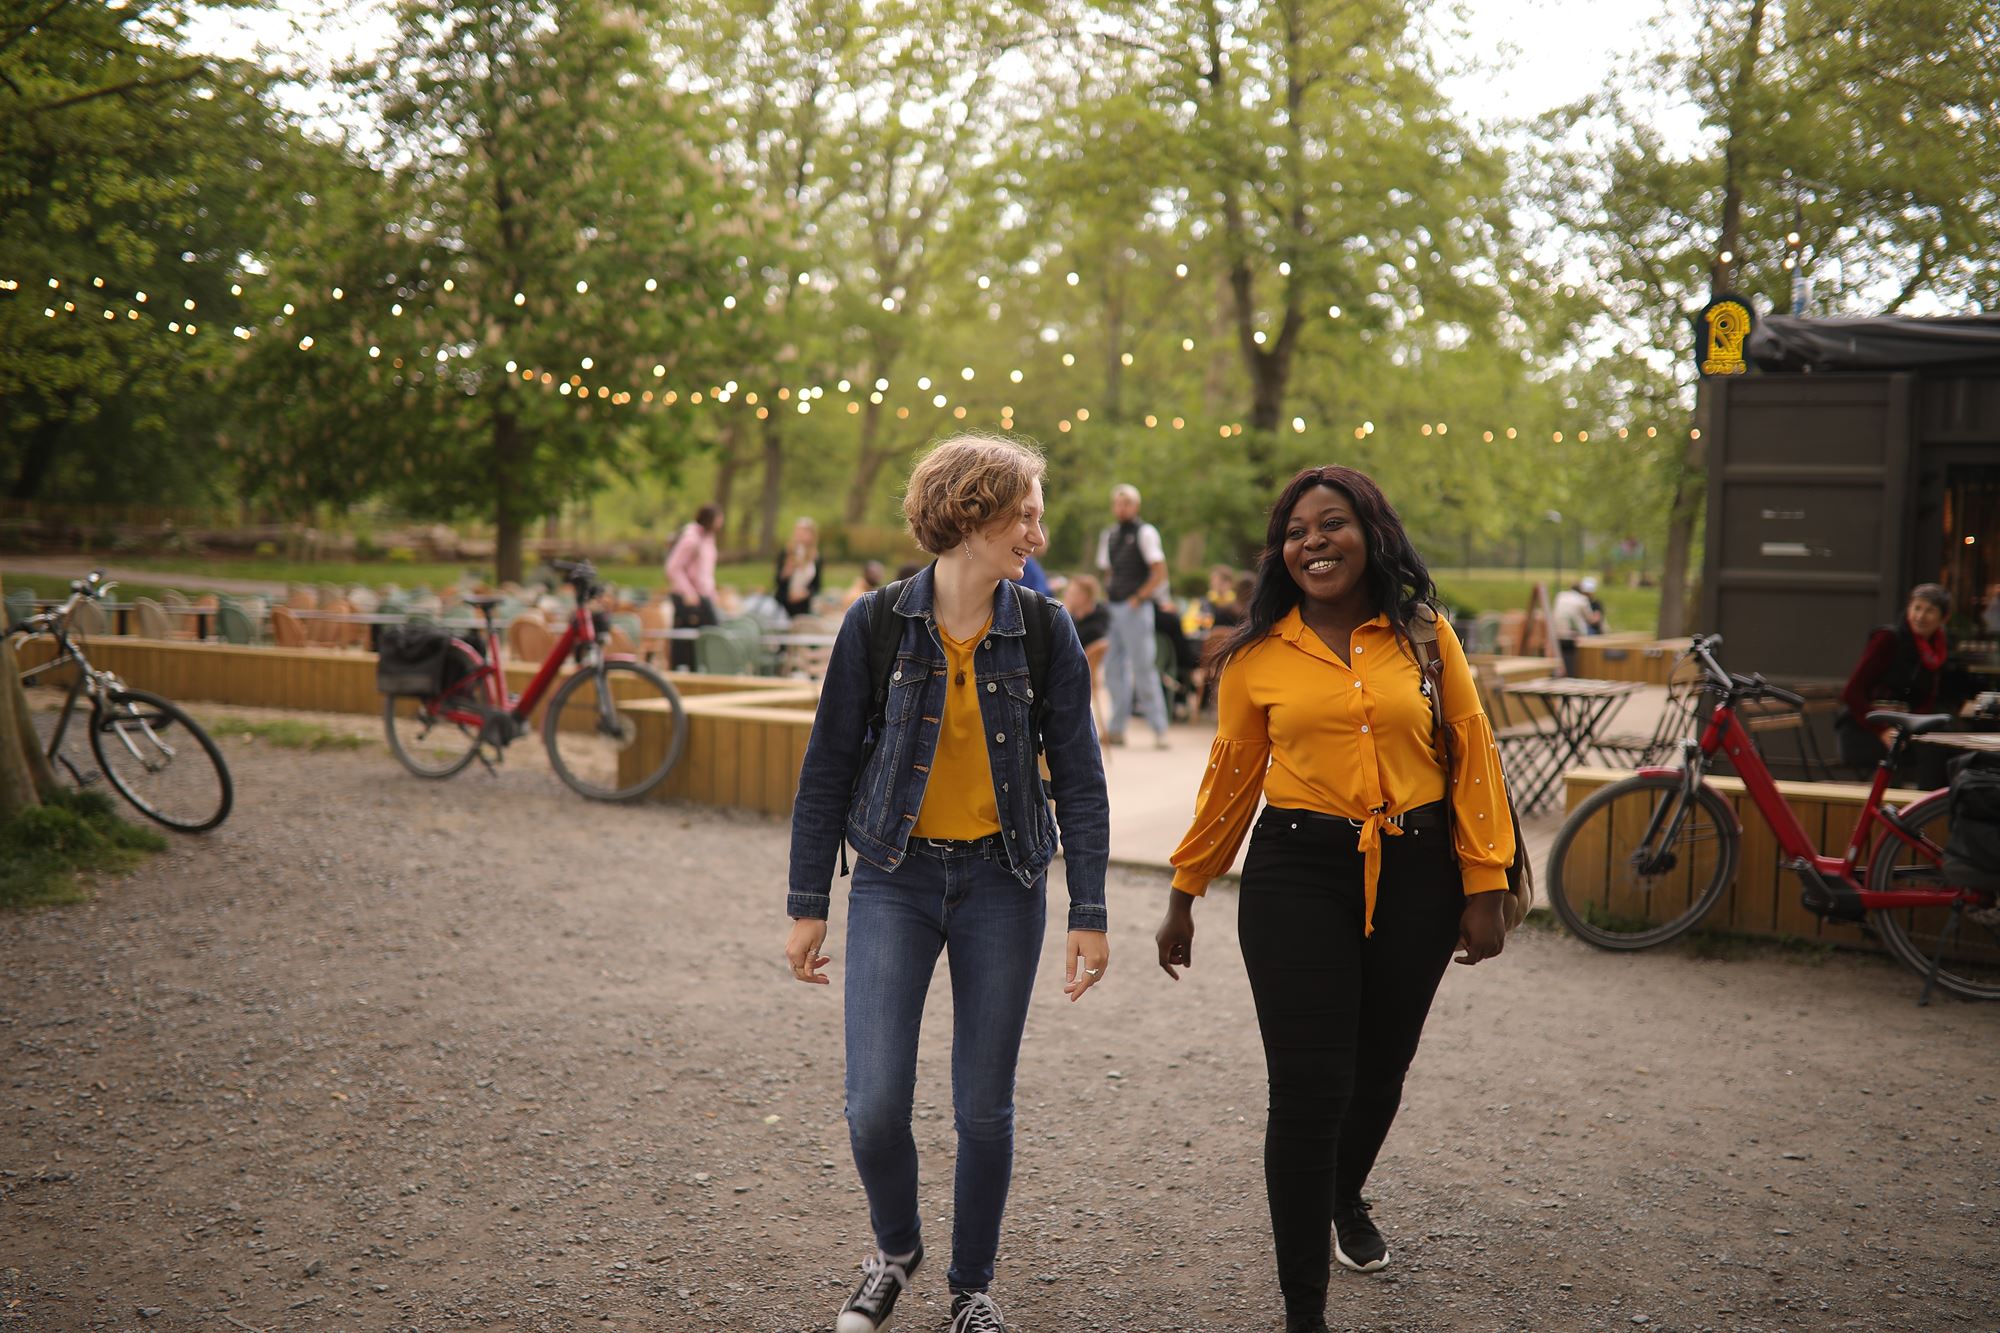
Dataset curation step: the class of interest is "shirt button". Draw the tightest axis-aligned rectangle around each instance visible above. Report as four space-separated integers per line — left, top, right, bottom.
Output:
1353 681 1361 689
1361 725 1369 734
1354 645 1363 653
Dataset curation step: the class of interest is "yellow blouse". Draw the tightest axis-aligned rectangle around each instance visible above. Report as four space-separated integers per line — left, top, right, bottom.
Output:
1170 607 1514 932
911 617 1002 840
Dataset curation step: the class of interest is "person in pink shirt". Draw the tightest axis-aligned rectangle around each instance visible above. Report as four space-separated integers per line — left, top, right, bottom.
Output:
664 504 723 669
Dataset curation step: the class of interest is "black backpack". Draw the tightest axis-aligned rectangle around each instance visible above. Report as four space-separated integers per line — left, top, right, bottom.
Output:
1943 752 2000 893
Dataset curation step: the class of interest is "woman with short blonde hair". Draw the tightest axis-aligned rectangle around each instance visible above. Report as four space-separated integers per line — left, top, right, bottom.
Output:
786 433 1109 1333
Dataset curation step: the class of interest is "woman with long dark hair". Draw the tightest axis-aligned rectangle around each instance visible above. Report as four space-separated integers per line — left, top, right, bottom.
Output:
1155 465 1516 1333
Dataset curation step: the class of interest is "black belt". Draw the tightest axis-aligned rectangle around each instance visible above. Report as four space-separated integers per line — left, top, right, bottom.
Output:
908 831 1007 859
1263 801 1447 833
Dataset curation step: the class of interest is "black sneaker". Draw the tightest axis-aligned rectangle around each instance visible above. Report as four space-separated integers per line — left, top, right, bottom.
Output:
835 1246 921 1333
948 1289 1008 1332
1332 1198 1389 1273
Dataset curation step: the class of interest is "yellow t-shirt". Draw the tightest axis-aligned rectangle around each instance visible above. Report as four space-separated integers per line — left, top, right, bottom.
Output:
911 617 1002 840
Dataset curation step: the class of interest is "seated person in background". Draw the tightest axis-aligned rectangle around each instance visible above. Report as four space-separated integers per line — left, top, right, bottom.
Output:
1838 582 1953 789
838 559 887 613
774 516 822 618
1064 573 1110 649
1198 564 1240 627
1153 593 1202 720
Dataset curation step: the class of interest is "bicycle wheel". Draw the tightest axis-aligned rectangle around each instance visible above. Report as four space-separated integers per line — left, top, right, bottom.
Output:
89 689 233 832
1546 772 1739 949
1869 791 2000 1000
542 659 686 801
383 680 486 779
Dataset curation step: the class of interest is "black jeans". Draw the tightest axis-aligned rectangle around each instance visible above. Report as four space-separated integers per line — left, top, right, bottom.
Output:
1238 806 1465 1323
670 596 717 671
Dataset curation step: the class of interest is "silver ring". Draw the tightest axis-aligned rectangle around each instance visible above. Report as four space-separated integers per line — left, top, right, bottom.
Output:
1083 967 1102 977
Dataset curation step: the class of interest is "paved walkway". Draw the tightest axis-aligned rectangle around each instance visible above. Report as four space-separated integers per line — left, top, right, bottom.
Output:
1103 682 1680 882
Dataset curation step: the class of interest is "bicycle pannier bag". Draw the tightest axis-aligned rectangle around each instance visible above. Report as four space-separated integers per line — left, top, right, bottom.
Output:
375 624 453 696
1942 753 2000 893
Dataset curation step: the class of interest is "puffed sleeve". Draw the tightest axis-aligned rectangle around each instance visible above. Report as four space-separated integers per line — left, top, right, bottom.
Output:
1437 619 1516 894
1169 648 1271 895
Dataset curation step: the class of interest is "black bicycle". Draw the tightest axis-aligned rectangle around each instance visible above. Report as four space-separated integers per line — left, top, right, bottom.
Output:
10 571 234 832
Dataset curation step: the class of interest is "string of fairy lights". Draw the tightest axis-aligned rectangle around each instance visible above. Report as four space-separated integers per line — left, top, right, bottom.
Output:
4 269 1703 444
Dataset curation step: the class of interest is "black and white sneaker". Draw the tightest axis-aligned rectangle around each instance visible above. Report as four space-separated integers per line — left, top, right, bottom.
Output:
948 1289 1008 1332
1332 1197 1389 1272
835 1246 922 1333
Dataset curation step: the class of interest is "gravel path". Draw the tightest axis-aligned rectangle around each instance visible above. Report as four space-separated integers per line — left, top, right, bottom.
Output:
2 704 1995 1332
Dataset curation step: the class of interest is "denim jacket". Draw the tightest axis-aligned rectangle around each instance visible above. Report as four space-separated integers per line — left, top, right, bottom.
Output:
786 564 1110 931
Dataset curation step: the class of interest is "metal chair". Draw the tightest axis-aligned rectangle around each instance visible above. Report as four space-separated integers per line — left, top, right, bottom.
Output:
216 603 259 645
695 624 756 675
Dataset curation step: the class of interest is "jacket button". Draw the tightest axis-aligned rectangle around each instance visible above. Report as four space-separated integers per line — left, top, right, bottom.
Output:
983 639 992 649
1002 782 1009 792
892 670 902 681
987 682 997 692
995 732 1006 743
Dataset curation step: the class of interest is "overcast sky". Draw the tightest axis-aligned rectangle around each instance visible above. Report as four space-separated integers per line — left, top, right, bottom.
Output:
187 0 1707 156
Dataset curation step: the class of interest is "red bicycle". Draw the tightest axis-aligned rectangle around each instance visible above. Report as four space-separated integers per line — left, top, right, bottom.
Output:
1545 635 1999 1002
382 560 686 800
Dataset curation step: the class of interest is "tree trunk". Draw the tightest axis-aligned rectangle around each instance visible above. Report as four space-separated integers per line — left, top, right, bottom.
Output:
1101 252 1126 424
758 413 784 556
8 414 68 501
712 419 744 537
845 398 892 525
1663 0 1765 637
492 407 527 586
0 573 49 819
1655 403 1709 637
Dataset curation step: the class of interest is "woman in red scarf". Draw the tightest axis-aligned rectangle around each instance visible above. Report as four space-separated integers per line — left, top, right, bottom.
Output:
1837 582 1953 786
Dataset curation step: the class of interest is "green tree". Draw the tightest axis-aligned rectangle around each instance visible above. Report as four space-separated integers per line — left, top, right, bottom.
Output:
232 0 751 583
0 0 293 505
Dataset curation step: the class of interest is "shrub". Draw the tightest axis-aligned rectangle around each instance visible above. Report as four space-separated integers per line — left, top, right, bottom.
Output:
387 546 418 563
0 789 166 910
255 540 279 557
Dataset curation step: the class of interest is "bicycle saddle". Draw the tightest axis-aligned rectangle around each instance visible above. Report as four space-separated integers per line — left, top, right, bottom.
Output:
1863 710 1956 735
460 593 506 610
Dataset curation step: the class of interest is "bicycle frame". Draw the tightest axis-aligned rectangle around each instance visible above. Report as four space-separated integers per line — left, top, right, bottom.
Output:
431 602 621 728
1640 697 1959 912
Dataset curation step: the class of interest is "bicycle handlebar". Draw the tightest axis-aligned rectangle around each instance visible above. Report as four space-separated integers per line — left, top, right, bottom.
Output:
1679 636 1806 707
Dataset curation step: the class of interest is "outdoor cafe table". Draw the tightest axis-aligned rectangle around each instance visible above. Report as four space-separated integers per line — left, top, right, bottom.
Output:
1502 675 1644 812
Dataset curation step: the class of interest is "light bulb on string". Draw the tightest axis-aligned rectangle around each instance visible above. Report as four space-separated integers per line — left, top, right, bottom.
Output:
1171 417 1184 430
917 376 931 390
645 278 658 292
1061 353 1074 367
1009 369 1023 383
513 292 526 306
1181 338 1194 351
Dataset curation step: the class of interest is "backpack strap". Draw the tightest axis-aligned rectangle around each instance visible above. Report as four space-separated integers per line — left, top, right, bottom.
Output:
1015 585 1055 751
863 579 910 727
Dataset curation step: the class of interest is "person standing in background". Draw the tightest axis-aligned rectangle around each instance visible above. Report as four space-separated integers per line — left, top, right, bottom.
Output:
775 516 823 618
664 504 723 670
1095 483 1171 748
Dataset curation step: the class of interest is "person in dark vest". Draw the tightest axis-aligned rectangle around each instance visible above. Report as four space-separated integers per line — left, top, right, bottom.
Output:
1094 483 1171 747
1837 582 1953 788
